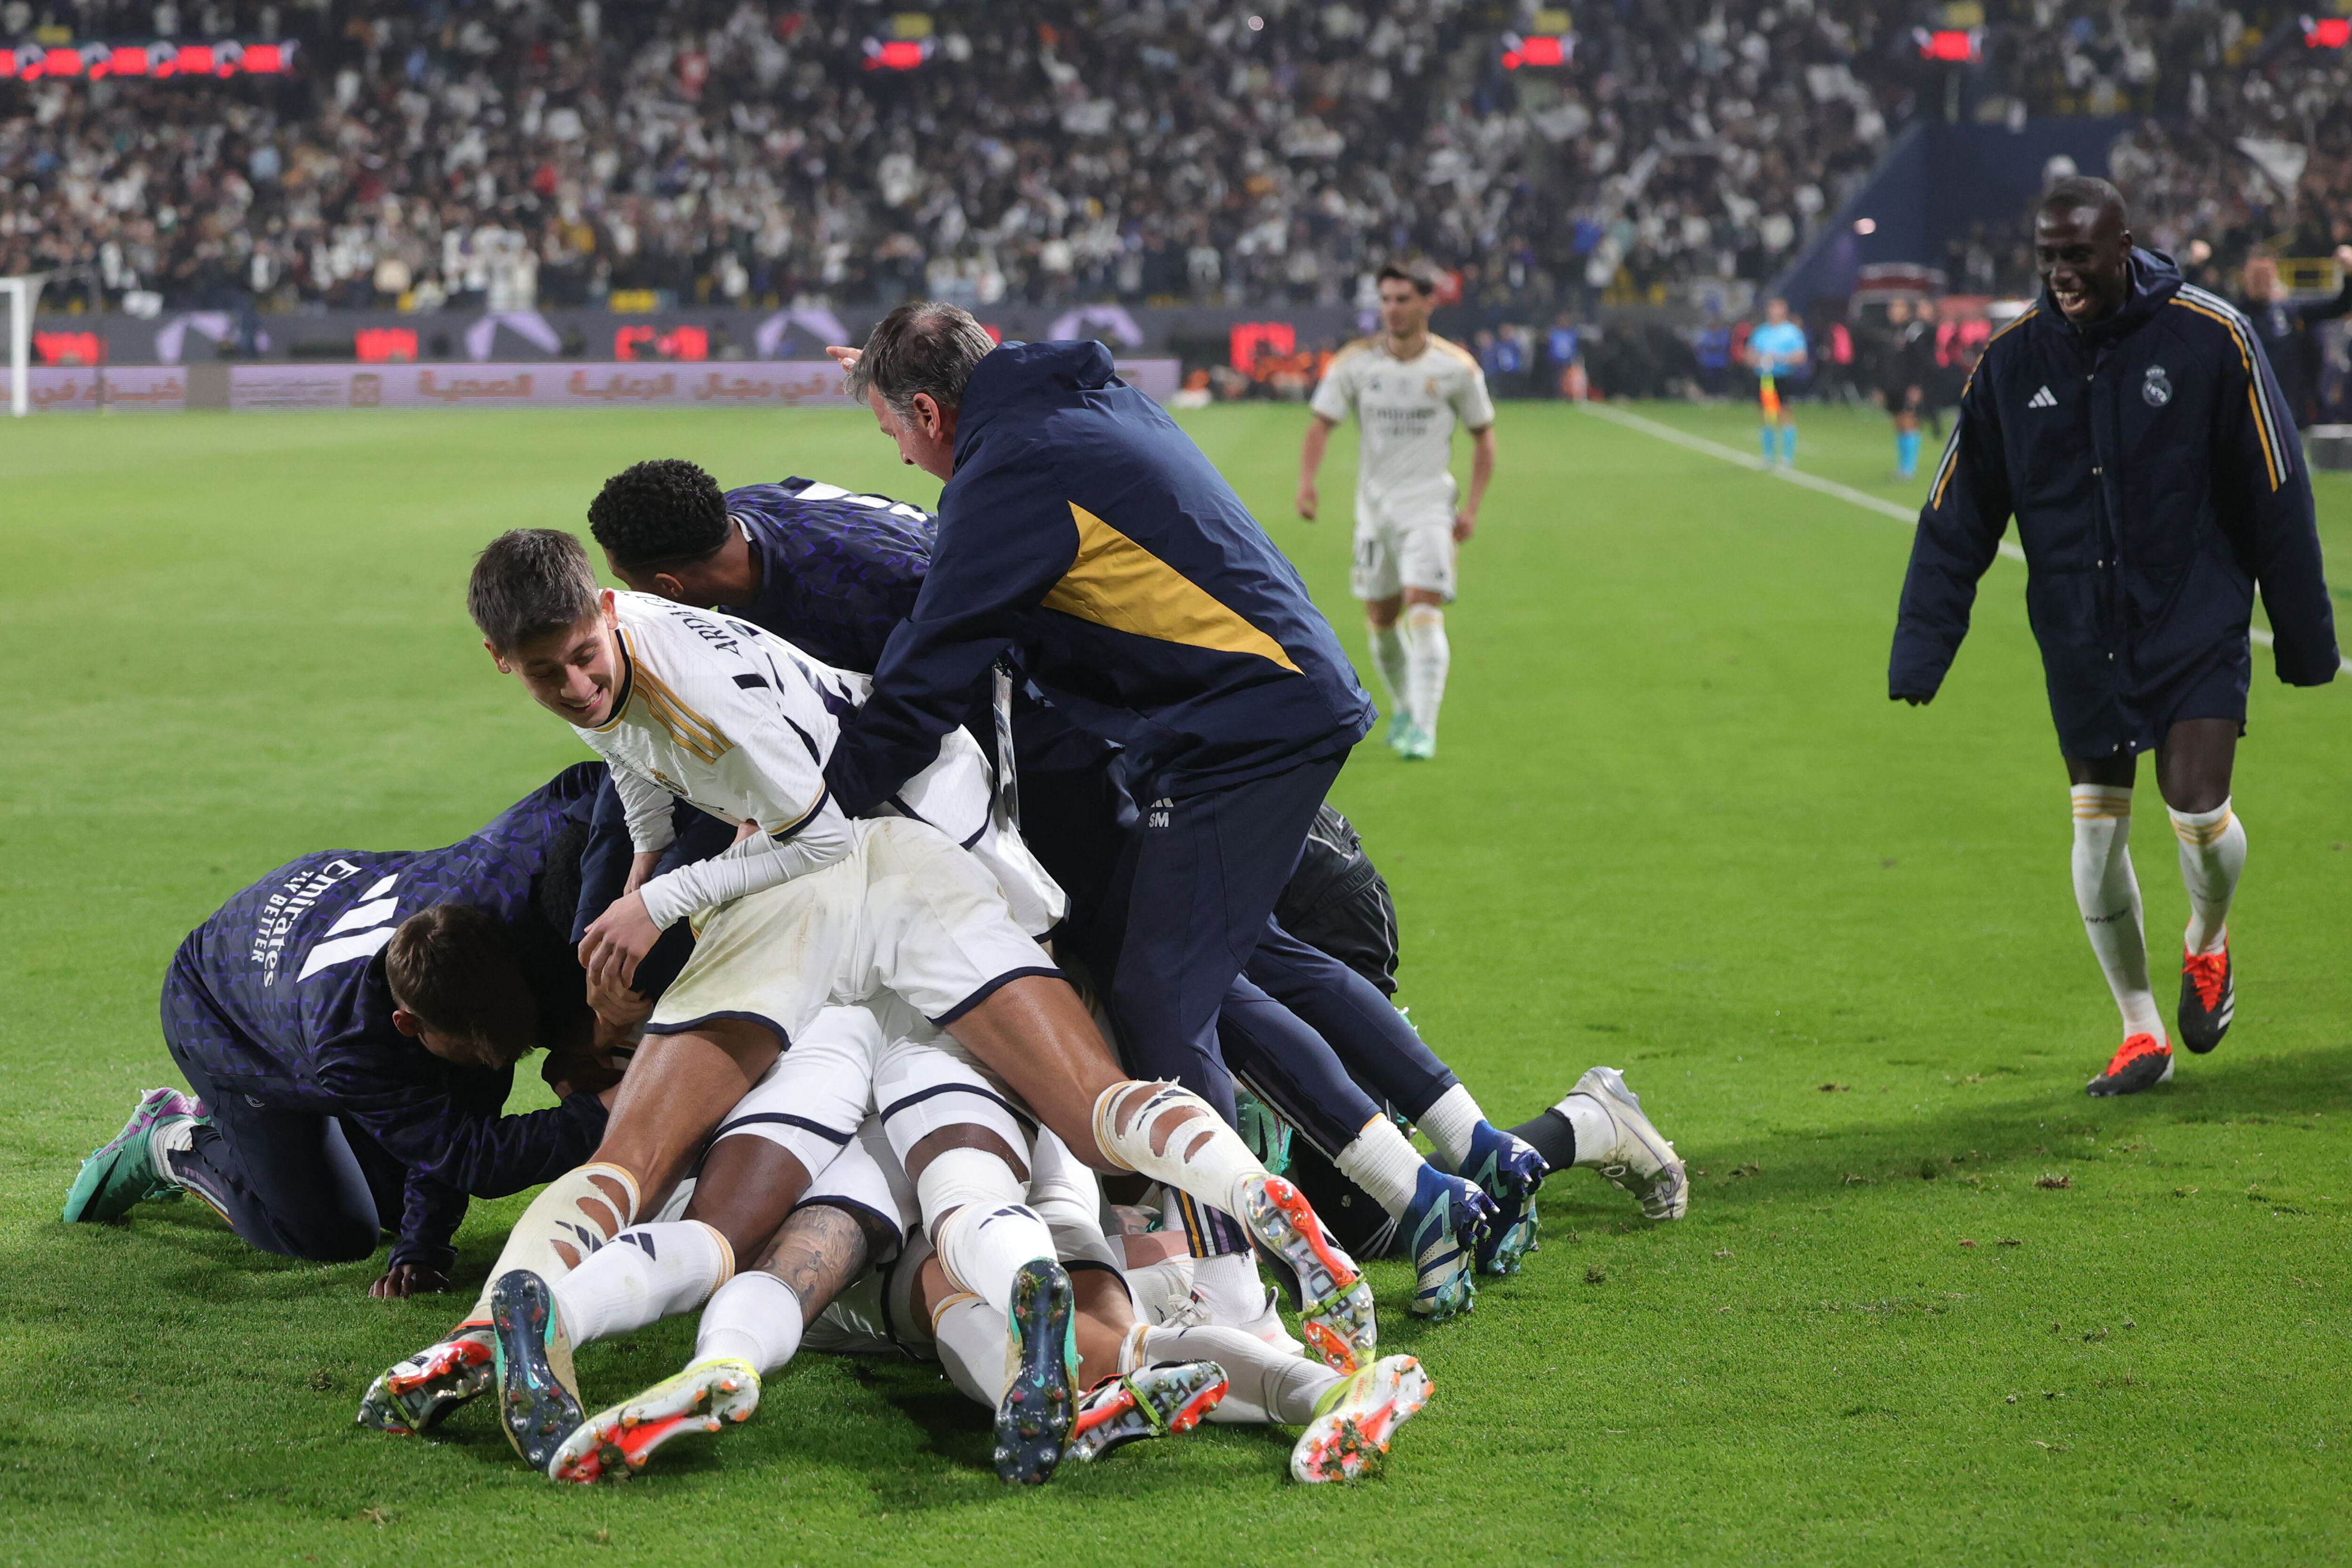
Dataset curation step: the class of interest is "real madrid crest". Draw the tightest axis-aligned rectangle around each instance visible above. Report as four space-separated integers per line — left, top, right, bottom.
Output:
2142 365 2172 407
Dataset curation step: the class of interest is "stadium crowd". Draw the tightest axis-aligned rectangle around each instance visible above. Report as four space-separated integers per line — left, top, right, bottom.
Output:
1 2 2345 318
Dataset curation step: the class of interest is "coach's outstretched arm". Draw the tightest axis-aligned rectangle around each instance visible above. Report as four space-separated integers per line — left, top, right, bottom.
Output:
1890 363 2014 704
2222 336 2340 684
827 478 1078 816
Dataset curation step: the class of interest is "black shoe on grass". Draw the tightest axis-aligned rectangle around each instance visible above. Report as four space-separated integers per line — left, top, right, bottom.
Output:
2086 1033 2173 1097
2178 946 2233 1055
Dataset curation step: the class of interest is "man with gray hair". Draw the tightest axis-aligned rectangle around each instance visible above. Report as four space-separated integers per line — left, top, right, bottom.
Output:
825 304 1382 1329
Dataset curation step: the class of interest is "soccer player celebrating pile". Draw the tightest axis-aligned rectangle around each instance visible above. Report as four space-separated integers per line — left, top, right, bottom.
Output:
1297 262 1498 761
1890 176 2337 1097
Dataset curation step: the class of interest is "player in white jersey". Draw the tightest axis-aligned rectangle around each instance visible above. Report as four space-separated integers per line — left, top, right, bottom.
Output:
1298 262 1498 761
364 530 1375 1475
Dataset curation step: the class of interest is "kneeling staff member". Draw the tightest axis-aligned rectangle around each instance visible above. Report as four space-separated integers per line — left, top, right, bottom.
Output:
64 765 624 1296
368 532 1372 1471
1891 176 2337 1097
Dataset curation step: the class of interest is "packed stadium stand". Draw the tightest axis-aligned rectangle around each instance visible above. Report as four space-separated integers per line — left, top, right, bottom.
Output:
6 1 2345 321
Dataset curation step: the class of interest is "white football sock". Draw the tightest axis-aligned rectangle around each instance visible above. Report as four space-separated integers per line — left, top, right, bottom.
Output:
1552 1093 1616 1168
1368 625 1411 720
1333 1114 1424 1219
919 1145 1055 1316
1138 1323 1340 1425
932 1291 1015 1408
1403 603 1450 736
1090 1081 1270 1224
2071 786 2165 1040
460 1161 640 1325
549 1220 734 1348
1189 1249 1268 1326
1413 1083 1486 1172
148 1116 195 1186
2170 798 2245 956
694 1270 806 1375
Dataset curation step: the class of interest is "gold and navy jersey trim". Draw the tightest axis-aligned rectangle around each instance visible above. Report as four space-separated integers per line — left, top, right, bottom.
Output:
1429 333 1482 371
2172 286 2293 491
602 627 735 764
1929 306 2038 509
765 786 828 842
1041 503 1303 675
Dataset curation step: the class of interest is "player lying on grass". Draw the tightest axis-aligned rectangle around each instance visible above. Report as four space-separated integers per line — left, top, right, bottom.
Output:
546 1112 1430 1486
366 531 1373 1470
482 989 1195 1486
584 458 1542 1324
1890 177 2339 1096
64 764 627 1296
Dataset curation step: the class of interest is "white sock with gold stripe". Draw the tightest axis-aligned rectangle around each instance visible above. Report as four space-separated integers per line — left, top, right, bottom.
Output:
2169 798 2245 957
2070 786 2164 1042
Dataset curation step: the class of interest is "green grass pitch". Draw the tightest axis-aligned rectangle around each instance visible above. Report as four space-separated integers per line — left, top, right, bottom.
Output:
3 398 2349 1566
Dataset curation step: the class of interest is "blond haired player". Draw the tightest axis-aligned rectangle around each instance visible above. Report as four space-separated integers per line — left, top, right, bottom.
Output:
1297 262 1498 761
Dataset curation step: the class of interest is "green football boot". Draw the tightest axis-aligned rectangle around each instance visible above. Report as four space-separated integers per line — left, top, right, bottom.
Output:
63 1088 196 1223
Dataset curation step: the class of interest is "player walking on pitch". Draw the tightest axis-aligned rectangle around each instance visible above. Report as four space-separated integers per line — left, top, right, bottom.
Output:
1890 177 2337 1097
1297 262 1497 761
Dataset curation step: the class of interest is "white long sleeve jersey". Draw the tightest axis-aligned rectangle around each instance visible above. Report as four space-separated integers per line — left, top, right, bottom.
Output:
574 592 1063 936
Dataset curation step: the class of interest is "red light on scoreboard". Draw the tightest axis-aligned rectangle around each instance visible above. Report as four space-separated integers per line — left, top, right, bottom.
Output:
355 328 419 364
1230 320 1296 373
1916 27 1980 62
1501 33 1570 69
862 37 930 70
2307 17 2351 47
0 36 295 81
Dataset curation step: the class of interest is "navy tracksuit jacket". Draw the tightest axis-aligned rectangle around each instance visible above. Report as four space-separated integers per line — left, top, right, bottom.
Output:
825 339 1373 811
164 766 610 1271
1891 248 2336 755
822 343 1379 1232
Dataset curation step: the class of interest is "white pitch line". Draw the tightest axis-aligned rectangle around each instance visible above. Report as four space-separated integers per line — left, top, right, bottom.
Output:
1576 399 2321 664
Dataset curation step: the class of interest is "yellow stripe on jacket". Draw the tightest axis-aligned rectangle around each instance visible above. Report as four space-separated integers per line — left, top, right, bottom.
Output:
1041 503 1303 674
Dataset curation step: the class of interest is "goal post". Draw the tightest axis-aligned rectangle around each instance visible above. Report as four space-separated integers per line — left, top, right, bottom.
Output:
3 275 44 418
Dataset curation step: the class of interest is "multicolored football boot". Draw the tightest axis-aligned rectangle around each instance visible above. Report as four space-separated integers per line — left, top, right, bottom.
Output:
2179 944 2233 1054
2086 1032 2173 1097
1290 1354 1433 1484
357 1326 495 1434
549 1356 761 1483
62 1088 196 1223
1400 1165 1494 1321
994 1258 1079 1486
1068 1360 1229 1462
1458 1119 1546 1274
489 1269 584 1472
1241 1175 1376 1373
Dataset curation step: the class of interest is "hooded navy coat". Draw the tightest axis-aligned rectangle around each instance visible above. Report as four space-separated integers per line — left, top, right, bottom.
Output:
825 341 1374 813
1890 248 2337 756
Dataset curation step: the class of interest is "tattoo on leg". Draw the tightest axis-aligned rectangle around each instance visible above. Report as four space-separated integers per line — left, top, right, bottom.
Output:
753 1205 873 1317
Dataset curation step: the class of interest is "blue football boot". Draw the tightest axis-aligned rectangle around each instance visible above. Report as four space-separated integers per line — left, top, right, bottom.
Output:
1458 1120 1547 1274
1400 1164 1495 1321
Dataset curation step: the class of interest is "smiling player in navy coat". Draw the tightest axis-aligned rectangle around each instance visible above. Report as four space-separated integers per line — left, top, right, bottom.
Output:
1890 176 2337 1097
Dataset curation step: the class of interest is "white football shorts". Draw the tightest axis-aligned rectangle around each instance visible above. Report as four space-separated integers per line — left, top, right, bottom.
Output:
646 816 1064 1049
1350 483 1458 602
705 1004 881 1179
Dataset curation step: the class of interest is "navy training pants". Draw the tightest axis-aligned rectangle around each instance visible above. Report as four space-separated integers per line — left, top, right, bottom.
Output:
160 1046 404 1265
